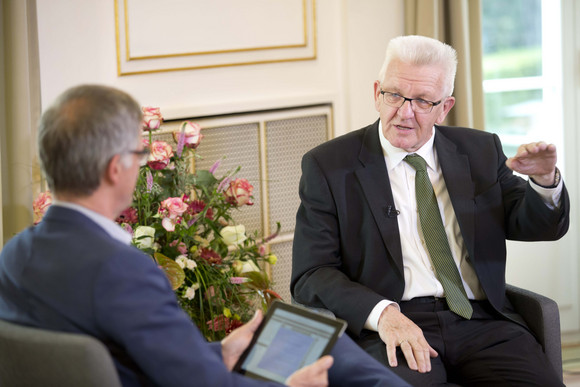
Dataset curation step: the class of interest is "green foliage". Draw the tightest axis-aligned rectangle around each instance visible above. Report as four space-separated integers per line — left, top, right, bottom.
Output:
121 126 281 341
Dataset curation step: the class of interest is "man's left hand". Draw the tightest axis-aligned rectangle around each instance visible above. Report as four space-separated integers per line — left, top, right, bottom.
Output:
505 141 557 186
221 309 262 371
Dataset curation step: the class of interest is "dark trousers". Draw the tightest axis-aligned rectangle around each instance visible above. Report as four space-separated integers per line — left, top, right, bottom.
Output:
356 298 563 387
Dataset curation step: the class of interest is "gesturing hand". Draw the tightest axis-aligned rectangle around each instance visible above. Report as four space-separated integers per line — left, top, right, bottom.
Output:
377 305 438 373
505 142 557 186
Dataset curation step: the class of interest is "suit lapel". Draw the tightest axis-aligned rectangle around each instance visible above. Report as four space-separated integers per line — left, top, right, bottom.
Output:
434 128 476 260
354 122 404 276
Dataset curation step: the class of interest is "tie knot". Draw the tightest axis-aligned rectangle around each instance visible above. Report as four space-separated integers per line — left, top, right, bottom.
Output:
404 154 427 172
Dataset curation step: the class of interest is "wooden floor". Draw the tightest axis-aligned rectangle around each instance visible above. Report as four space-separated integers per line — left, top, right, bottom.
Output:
562 333 580 386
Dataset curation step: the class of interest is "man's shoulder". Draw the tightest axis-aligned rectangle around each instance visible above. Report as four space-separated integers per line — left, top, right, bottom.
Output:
436 125 499 151
436 125 496 141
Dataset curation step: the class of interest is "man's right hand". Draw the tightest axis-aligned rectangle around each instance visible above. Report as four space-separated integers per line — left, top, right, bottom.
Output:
377 305 437 373
285 355 333 387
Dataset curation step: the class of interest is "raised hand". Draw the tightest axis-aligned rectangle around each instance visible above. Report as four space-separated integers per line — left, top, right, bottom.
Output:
505 142 557 186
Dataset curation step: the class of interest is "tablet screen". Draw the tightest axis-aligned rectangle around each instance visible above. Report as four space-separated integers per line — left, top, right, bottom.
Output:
234 301 347 383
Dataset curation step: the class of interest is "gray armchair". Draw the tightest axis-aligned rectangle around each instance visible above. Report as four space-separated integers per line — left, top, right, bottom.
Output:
505 284 562 382
294 284 562 382
0 319 121 387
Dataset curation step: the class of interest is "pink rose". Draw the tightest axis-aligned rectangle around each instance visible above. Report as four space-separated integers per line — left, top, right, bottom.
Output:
142 107 163 131
224 178 254 206
170 240 188 255
173 121 203 149
147 141 174 170
33 191 52 225
159 197 188 218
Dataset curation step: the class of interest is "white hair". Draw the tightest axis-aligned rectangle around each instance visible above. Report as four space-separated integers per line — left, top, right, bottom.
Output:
378 35 458 96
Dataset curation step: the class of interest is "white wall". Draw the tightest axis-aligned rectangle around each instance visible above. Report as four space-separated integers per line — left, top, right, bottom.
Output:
35 0 404 135
34 0 580 333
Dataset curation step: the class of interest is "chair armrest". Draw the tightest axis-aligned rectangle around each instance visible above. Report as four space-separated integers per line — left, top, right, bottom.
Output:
505 284 562 380
291 297 337 319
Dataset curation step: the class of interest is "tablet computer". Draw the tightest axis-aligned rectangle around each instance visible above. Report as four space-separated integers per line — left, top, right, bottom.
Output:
233 300 347 383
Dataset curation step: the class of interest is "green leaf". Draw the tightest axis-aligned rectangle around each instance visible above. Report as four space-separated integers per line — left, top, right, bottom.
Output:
195 170 218 189
154 252 186 290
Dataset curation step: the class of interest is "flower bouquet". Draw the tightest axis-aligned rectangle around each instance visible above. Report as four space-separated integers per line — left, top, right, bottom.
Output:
34 107 281 341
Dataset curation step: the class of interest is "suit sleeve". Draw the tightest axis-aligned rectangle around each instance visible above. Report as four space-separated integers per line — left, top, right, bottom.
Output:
93 250 281 387
291 152 389 336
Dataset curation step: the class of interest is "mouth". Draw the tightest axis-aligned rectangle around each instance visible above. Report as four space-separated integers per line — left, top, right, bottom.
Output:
395 124 413 131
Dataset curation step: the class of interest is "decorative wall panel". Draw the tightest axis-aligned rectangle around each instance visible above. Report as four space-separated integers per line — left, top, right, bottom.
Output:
115 0 317 75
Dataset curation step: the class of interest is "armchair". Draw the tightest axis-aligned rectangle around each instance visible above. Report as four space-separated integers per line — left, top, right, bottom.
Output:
505 284 562 381
0 319 121 387
294 284 562 381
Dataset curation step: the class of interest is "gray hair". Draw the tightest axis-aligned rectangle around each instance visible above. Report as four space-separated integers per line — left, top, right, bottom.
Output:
378 35 458 97
38 85 142 196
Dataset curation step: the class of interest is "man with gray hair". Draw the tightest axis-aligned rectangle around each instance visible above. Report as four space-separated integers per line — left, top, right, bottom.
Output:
0 85 409 386
292 35 569 386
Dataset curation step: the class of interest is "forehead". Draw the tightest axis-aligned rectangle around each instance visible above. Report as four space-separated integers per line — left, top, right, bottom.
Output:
382 59 446 98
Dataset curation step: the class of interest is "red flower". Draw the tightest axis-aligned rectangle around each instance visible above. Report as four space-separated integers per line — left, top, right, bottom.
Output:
207 315 243 335
116 207 138 224
199 248 222 265
188 200 214 220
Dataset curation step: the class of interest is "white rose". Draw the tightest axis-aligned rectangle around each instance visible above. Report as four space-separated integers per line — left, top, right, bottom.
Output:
220 225 247 246
175 255 187 269
184 283 200 300
184 286 196 300
133 226 156 249
186 259 197 270
240 260 261 273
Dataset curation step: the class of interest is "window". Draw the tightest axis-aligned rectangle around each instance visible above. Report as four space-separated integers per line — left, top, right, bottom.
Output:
481 0 563 160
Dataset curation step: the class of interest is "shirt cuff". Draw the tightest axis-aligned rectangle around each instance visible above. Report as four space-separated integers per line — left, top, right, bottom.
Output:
364 300 399 331
529 176 563 210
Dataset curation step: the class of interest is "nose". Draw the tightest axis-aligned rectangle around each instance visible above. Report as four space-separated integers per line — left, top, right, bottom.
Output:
397 99 415 119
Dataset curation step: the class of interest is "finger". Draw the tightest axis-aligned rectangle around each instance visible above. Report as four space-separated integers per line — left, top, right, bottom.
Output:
399 341 418 371
412 346 429 373
245 309 263 332
429 346 439 358
316 355 334 370
385 341 398 368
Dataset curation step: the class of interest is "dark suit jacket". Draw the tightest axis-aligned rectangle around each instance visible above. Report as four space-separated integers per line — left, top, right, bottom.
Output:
291 120 570 337
0 205 409 386
0 206 280 387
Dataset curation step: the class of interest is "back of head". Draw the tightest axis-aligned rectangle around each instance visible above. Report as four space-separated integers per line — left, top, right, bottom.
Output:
378 35 458 96
38 85 142 197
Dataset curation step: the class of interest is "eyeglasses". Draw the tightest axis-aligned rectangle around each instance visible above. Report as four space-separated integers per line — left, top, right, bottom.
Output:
128 148 150 164
379 90 442 114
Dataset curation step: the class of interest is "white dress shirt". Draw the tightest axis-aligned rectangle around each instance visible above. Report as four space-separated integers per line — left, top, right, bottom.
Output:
53 201 133 246
364 123 563 331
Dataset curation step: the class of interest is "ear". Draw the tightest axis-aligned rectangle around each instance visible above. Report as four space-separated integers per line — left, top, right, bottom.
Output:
435 96 456 124
103 154 123 185
373 81 382 113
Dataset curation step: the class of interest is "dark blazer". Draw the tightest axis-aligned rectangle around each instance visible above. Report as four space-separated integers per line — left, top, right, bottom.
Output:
0 205 409 387
291 120 570 337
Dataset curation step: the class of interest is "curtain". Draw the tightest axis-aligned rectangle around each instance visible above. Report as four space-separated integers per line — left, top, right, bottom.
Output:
0 0 41 246
404 0 485 130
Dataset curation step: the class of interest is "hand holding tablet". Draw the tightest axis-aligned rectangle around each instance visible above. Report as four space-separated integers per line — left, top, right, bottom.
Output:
234 300 347 384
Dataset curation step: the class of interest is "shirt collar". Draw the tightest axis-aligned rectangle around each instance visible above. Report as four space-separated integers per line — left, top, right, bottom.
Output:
52 200 133 245
377 120 438 171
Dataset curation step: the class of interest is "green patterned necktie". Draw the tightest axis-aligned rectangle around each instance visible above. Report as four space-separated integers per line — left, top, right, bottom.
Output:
404 154 473 319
